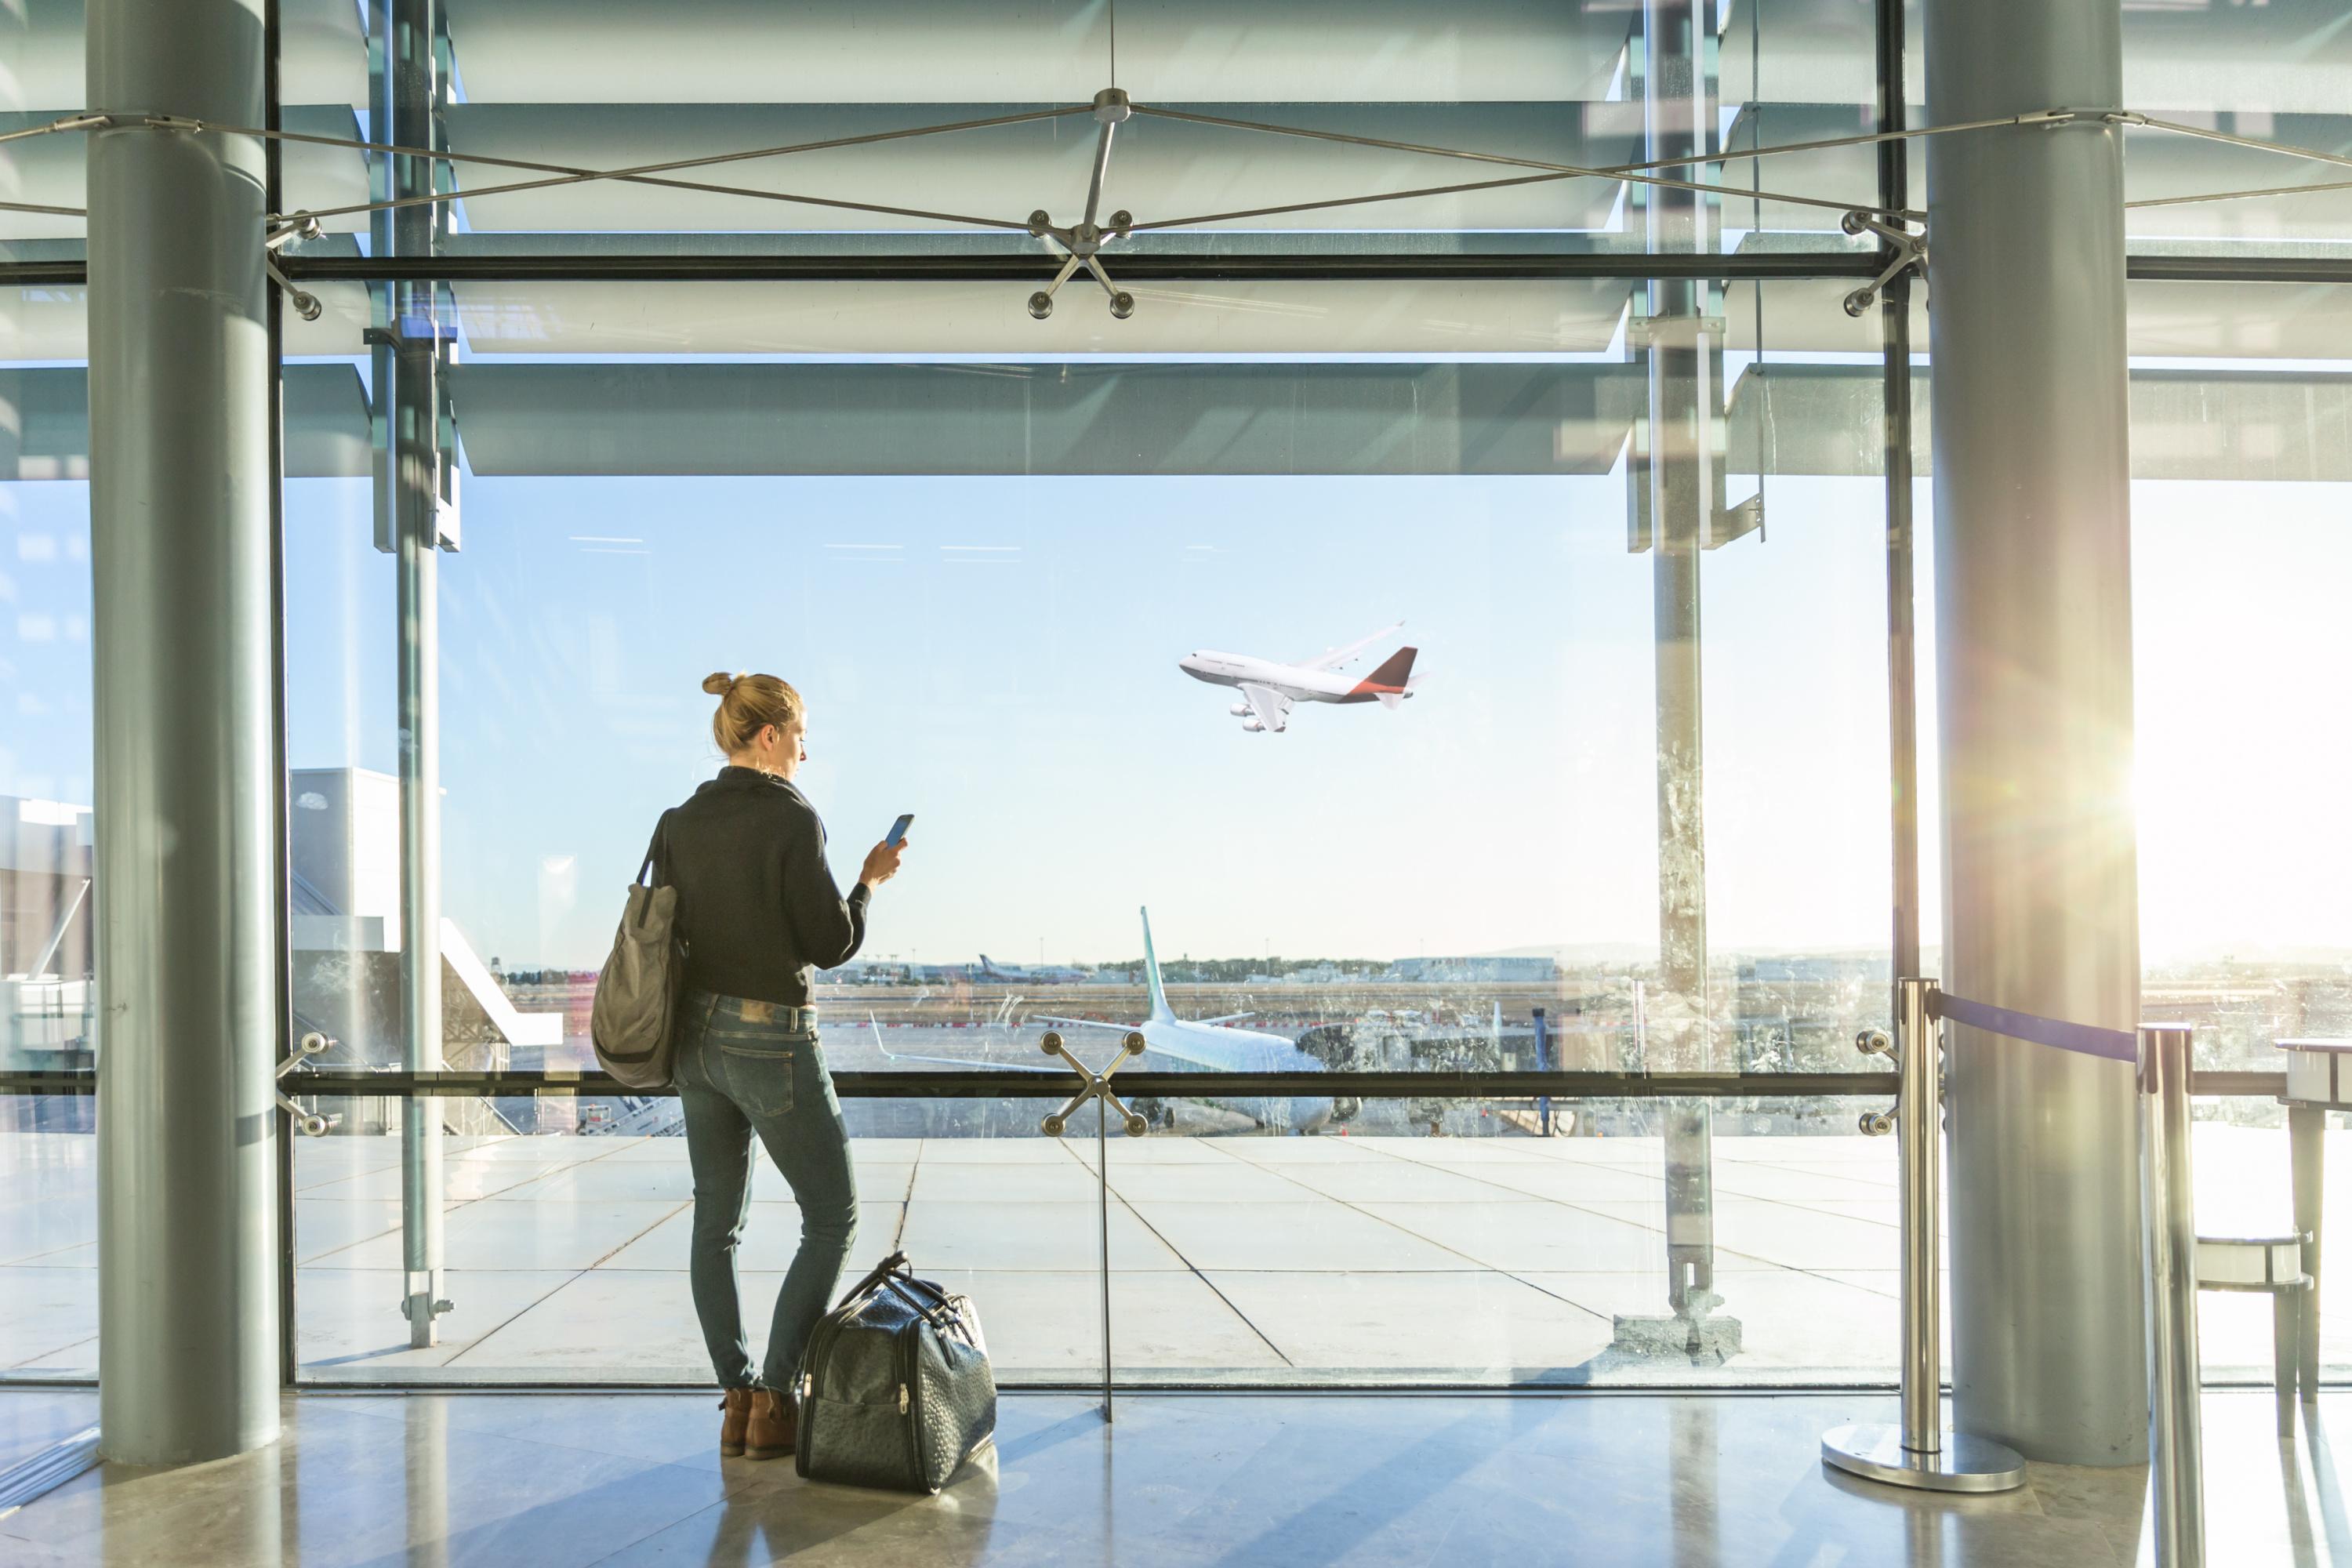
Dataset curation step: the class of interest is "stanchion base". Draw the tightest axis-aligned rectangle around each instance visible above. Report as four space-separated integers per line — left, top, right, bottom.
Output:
1820 1423 2027 1494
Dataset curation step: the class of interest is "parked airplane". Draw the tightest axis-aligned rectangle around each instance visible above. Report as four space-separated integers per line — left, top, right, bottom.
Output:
874 908 1339 1133
975 953 1088 985
1178 622 1419 734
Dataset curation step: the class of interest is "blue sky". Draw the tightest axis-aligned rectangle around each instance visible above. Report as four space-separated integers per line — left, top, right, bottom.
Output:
9 454 2348 972
263 466 1900 968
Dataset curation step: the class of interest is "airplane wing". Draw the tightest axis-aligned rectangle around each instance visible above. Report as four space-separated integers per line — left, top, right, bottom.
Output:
1029 1014 1140 1036
1198 1012 1254 1025
868 1013 1069 1073
1299 621 1403 672
1236 683 1292 733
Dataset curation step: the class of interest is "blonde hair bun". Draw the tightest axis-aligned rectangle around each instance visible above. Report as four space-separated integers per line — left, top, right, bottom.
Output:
706 671 804 755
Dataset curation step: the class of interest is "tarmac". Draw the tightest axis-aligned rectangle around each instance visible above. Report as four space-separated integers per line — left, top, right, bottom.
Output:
2 1120 2343 1387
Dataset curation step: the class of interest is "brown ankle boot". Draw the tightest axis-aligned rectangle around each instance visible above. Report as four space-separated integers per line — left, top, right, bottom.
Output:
718 1388 753 1457
745 1387 796 1461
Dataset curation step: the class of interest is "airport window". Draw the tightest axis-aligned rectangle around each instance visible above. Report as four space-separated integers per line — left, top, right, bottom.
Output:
5 0 2350 1403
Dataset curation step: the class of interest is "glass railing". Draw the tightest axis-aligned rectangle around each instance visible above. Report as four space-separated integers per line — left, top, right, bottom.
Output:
0 1077 2335 1388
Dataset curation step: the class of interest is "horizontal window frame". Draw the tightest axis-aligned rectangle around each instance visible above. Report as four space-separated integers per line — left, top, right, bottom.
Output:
0 1069 2292 1098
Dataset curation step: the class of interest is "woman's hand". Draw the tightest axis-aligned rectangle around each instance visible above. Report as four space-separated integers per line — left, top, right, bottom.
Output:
860 837 906 889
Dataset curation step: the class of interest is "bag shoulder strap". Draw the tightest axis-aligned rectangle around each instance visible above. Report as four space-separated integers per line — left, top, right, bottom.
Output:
637 808 674 889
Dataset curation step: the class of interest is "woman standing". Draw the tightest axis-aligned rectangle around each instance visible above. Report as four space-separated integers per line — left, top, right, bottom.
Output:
654 671 905 1459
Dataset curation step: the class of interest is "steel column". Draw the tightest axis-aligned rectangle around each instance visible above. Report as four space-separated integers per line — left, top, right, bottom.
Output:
1875 0 1921 989
87 0 282 1463
379 0 450 1348
1926 0 2147 1464
1637 0 1729 1354
2139 1024 2205 1567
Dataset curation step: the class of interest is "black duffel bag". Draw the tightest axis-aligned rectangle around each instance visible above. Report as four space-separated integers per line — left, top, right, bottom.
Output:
795 1251 996 1493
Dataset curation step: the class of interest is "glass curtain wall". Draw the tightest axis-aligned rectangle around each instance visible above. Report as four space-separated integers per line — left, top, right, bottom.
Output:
7 0 2348 1390
256 0 1916 1388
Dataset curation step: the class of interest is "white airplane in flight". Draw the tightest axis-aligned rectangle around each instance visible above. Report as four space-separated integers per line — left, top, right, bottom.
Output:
873 909 1338 1133
1178 622 1419 734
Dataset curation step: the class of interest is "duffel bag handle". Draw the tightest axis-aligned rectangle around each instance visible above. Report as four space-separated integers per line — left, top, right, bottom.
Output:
880 1273 961 1331
834 1250 913 1310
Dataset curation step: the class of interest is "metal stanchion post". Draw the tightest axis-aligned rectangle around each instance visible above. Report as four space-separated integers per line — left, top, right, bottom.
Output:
1823 977 2027 1492
1098 1091 1112 1423
2140 1024 2205 1568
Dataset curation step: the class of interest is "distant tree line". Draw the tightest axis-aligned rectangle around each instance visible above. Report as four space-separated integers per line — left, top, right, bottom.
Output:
1115 956 1387 983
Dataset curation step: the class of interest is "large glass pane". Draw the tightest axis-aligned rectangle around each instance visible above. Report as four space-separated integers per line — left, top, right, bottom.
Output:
2 288 95 1080
2119 0 2352 260
287 1093 1905 1386
1 0 87 260
278 1087 2351 1385
274 267 1930 1387
274 2 1878 266
281 275 1896 1070
0 1094 96 1379
1902 278 2352 1380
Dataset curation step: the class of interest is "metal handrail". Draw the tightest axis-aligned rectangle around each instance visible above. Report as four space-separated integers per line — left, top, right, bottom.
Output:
0 1067 2287 1098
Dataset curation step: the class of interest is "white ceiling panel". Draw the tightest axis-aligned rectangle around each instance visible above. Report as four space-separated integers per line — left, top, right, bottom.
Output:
441 0 1635 107
441 278 1636 357
2 0 368 114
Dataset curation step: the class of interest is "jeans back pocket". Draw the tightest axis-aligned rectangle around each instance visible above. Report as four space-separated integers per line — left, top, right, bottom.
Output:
713 1032 798 1121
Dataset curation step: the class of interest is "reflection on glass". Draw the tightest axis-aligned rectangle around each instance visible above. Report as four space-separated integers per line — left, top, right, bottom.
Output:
0 1096 97 1377
2 295 96 1076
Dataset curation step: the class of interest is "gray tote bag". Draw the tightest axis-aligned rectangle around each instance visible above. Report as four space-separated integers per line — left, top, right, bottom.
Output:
590 811 684 1090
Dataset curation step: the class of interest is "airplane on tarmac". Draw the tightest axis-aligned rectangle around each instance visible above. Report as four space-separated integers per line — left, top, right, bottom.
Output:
873 909 1340 1134
1178 622 1419 734
975 953 1088 985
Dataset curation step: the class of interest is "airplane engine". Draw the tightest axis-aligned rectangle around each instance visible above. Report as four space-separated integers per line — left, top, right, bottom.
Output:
1228 702 1250 717
1241 718 1263 732
1332 1097 1361 1124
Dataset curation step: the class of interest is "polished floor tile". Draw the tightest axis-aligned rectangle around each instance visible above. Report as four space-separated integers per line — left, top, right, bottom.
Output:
5 1388 2343 1566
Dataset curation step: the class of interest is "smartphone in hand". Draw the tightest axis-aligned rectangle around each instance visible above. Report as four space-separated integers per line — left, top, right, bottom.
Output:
886 813 914 848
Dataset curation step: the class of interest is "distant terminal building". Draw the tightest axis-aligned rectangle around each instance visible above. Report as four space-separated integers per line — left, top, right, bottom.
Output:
1383 955 1558 984
816 959 913 984
1737 953 1891 985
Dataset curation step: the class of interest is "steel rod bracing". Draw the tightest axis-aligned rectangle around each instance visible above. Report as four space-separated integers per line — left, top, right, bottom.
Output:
24 101 2352 243
1 249 2332 290
2129 175 2352 212
257 104 1094 229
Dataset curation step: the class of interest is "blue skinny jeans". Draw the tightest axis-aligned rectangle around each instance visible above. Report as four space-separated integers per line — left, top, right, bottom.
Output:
674 991 858 1390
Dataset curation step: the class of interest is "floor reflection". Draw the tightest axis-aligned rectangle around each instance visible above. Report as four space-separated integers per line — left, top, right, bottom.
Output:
0 1388 2344 1566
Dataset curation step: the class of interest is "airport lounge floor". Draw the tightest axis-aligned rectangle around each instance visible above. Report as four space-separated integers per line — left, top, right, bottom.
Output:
2 1385 2347 1566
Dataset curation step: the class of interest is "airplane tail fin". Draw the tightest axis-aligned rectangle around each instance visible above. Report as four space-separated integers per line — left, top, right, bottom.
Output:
1353 646 1417 702
1140 906 1174 1024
